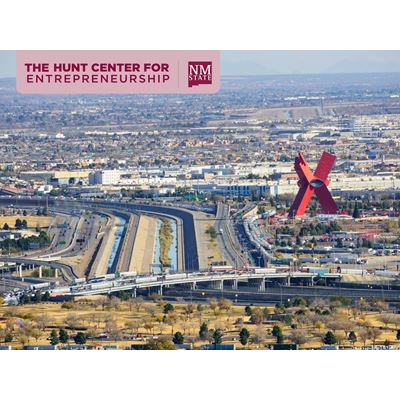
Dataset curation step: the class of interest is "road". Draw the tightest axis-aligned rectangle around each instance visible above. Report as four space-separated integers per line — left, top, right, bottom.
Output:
215 203 247 268
1 196 203 272
0 257 78 281
116 213 140 272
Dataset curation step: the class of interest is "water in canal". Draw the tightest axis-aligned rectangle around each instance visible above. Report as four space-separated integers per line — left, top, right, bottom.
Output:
107 216 126 273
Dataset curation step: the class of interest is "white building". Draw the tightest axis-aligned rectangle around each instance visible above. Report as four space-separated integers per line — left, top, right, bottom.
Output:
89 170 122 185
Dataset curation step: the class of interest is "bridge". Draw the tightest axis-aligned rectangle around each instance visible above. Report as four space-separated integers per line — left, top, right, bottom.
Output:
50 271 342 297
0 257 78 280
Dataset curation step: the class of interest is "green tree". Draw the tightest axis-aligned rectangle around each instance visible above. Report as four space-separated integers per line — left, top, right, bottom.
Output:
59 329 69 344
74 332 87 345
284 314 293 326
324 331 337 345
199 322 209 340
15 219 23 230
3 223 9 230
163 303 174 314
272 325 282 338
396 330 400 341
49 329 59 345
33 290 42 303
172 331 184 345
42 291 51 301
352 203 361 219
276 333 284 344
239 328 250 346
212 329 223 344
4 333 13 343
348 331 357 345
245 306 253 316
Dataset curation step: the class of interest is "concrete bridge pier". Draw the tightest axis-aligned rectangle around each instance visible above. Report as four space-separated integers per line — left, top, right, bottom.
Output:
18 264 23 278
191 282 197 291
38 265 43 279
132 287 137 298
286 276 291 286
158 285 163 296
54 268 58 278
232 279 238 290
209 280 223 290
258 278 266 292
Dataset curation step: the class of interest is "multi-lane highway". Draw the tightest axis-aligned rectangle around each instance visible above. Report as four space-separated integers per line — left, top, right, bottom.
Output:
215 203 247 268
0 256 78 280
0 196 201 275
51 271 342 297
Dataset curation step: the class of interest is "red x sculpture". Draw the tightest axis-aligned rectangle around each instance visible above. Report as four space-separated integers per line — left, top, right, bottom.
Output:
288 151 338 218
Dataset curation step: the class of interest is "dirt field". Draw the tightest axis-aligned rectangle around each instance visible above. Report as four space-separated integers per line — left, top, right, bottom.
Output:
199 218 225 265
0 215 53 229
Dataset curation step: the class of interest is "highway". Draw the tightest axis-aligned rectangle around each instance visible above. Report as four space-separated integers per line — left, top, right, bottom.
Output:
164 285 400 303
50 271 342 297
0 256 78 281
215 203 247 268
0 196 205 274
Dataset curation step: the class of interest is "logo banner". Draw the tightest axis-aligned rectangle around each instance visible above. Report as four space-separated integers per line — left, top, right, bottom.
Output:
16 50 220 94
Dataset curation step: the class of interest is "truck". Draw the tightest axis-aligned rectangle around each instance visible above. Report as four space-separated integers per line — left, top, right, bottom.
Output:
72 277 86 285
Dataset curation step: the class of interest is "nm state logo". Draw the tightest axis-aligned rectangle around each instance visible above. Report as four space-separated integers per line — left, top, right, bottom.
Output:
188 61 212 87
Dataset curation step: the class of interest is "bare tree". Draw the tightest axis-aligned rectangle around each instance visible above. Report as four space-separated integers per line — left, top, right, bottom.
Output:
378 314 395 328
105 320 123 341
218 298 232 313
251 326 266 347
250 308 264 325
143 322 155 335
165 313 178 334
17 335 29 348
325 318 343 333
184 304 196 320
312 298 328 310
208 298 219 316
358 328 370 346
125 319 141 336
287 329 308 346
131 296 144 312
339 320 356 337
109 297 121 311
64 313 82 329
374 300 389 314
95 296 110 311
335 332 347 346
144 305 157 319
35 314 52 331
368 328 382 346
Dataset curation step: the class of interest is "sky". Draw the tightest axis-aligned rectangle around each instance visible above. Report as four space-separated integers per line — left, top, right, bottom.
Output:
3 50 400 78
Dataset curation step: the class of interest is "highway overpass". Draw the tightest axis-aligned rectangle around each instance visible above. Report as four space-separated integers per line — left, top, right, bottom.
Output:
50 271 342 297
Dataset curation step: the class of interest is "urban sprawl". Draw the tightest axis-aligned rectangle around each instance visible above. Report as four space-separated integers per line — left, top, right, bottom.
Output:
1 73 400 350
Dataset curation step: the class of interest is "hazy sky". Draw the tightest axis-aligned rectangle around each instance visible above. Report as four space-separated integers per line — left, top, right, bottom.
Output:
2 50 400 78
